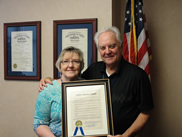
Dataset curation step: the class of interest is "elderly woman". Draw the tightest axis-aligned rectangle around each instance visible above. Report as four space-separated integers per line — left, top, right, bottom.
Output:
33 46 84 137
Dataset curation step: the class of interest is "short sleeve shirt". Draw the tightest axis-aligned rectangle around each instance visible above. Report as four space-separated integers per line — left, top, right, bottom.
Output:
81 57 154 134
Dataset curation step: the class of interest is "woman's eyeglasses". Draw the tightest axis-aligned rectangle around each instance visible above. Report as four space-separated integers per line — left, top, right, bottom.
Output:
61 60 80 65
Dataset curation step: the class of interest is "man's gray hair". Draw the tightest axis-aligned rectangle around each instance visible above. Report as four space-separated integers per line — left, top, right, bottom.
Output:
94 26 123 47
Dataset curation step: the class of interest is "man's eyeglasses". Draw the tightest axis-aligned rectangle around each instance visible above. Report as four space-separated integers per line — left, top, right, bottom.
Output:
61 60 80 65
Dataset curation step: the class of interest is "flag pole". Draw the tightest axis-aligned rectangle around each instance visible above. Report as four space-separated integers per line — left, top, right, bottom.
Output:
131 0 138 65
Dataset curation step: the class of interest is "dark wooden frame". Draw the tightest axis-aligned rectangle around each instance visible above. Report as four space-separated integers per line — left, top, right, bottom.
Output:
61 79 114 137
53 18 97 78
4 21 41 80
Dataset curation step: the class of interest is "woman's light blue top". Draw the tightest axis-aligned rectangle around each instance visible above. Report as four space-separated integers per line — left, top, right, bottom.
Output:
33 80 62 137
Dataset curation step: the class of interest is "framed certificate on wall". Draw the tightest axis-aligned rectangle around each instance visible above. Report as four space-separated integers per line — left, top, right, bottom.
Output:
61 79 114 137
53 18 97 78
4 21 41 80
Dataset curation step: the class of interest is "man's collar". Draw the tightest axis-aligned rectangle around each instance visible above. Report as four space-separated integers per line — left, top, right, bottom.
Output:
100 56 124 75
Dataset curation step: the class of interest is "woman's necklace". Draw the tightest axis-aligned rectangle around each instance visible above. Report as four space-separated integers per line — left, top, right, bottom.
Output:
61 77 79 82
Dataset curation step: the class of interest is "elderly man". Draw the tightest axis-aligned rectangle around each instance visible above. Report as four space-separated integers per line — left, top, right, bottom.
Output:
39 26 154 137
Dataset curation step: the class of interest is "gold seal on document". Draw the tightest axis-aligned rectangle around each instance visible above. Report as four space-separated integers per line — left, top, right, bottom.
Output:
75 120 82 127
13 64 17 69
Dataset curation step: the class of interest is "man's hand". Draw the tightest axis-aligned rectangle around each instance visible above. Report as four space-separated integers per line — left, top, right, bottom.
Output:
107 135 129 137
38 77 54 92
110 111 151 137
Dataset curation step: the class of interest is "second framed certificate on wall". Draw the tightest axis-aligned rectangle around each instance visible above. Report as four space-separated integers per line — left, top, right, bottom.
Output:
53 18 97 78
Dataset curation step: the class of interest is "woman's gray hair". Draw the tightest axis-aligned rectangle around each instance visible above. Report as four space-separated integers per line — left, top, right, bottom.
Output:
94 26 123 47
55 46 84 72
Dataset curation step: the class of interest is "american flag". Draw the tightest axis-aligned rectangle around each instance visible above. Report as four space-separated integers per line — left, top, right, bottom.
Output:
123 0 152 77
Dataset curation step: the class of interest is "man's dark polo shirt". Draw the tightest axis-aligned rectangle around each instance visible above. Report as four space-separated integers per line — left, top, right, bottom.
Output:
81 57 154 135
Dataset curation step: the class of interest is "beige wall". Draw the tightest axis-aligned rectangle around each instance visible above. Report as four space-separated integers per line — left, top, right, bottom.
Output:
0 0 182 137
0 0 112 137
141 0 182 136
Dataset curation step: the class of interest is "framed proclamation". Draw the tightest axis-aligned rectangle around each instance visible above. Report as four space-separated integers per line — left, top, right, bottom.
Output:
53 18 97 79
4 21 41 80
61 79 114 137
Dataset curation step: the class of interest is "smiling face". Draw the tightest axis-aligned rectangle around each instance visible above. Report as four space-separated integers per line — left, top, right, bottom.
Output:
98 31 122 68
60 52 81 81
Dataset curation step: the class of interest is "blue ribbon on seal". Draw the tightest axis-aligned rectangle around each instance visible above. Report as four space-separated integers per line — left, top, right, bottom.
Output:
73 126 85 136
